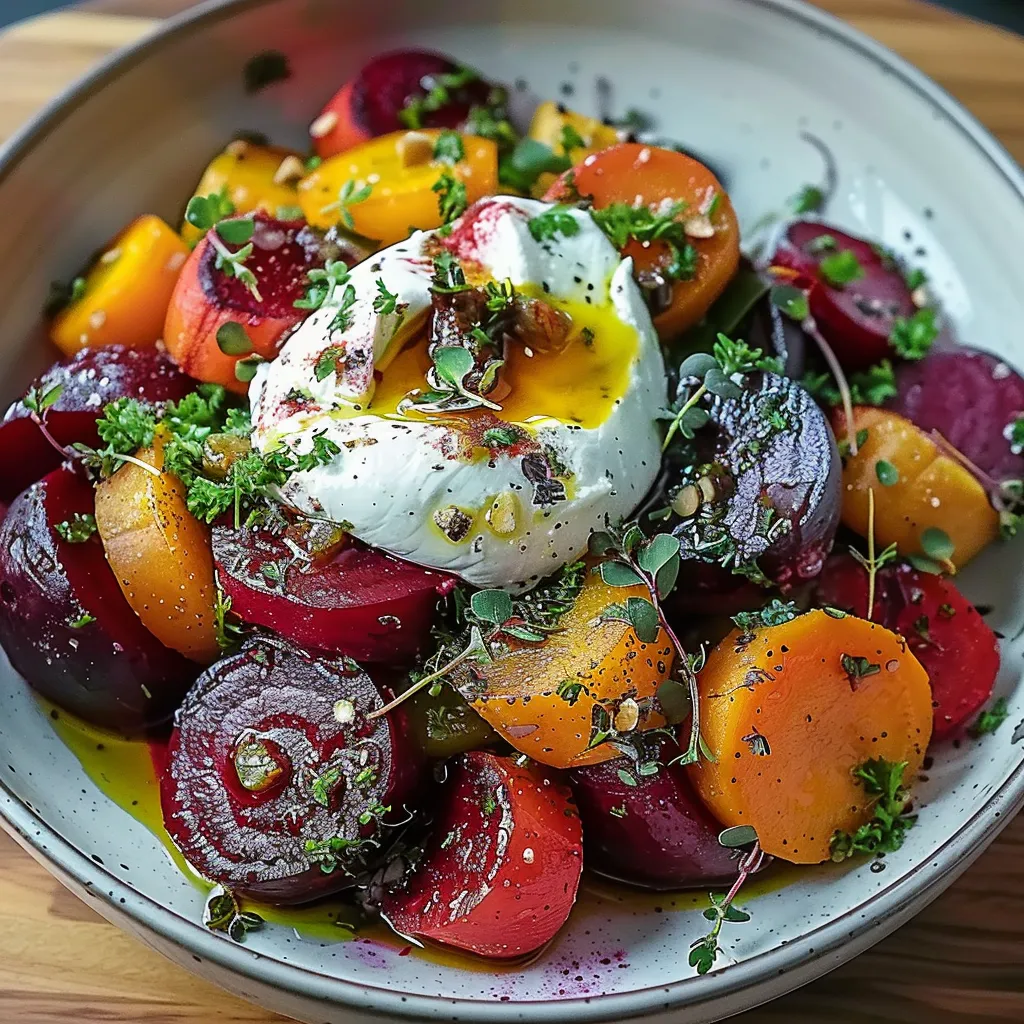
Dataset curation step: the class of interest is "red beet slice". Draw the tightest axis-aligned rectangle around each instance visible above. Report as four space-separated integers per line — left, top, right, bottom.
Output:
0 346 195 502
379 751 582 959
351 50 492 138
773 221 916 370
200 215 323 319
815 553 1000 739
889 347 1024 486
667 372 841 591
569 735 741 889
161 634 422 903
0 466 195 731
212 525 455 665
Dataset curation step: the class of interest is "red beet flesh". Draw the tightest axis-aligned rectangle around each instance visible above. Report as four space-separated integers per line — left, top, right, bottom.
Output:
0 466 195 730
161 634 422 903
201 215 323 320
815 554 1000 739
570 735 741 889
772 221 916 371
348 50 493 138
0 346 195 502
668 372 841 598
889 347 1024 485
212 526 455 665
380 751 582 959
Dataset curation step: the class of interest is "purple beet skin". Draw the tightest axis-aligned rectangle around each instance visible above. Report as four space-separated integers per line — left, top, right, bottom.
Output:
161 634 423 904
0 466 195 730
569 735 740 889
0 346 195 501
668 372 841 596
889 347 1024 486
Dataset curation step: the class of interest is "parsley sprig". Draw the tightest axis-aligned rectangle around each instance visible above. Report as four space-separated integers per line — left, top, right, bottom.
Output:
830 758 916 861
433 170 468 227
590 201 698 283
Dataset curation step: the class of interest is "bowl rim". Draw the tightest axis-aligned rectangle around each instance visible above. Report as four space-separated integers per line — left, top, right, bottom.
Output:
1 0 1023 1020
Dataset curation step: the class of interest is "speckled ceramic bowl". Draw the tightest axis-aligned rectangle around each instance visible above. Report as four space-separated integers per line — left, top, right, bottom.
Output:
0 0 1022 1021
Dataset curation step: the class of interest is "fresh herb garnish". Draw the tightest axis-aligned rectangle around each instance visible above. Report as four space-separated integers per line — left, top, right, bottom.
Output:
294 260 352 312
803 360 897 408
399 65 479 130
498 137 571 193
67 612 96 629
889 307 938 360
840 653 881 689
875 459 899 487
590 200 698 284
243 50 291 93
731 599 799 633
433 170 468 225
528 206 581 243
54 513 97 543
790 184 825 214
559 123 587 152
970 697 1009 738
206 216 262 301
818 249 864 288
481 425 521 449
321 178 373 230
184 187 237 238
216 322 254 356
372 278 403 325
830 758 916 861
432 130 465 165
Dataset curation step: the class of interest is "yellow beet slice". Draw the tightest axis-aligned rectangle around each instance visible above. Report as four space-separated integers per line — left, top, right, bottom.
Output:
688 609 933 864
94 446 219 663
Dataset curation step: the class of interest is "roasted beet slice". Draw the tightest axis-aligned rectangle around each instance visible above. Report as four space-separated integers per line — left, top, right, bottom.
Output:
379 751 582 958
665 372 841 595
0 346 195 502
352 51 493 138
212 524 455 665
0 466 194 730
889 347 1024 486
772 221 916 370
161 634 422 903
815 553 1000 739
570 735 740 889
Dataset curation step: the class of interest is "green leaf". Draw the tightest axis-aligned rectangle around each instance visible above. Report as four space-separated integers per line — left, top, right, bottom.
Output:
433 170 469 225
819 249 864 288
432 130 466 165
889 307 938 360
432 346 475 388
217 217 256 245
920 526 955 563
906 553 944 575
704 367 742 400
54 512 97 544
234 355 265 383
528 206 581 243
790 183 825 214
498 138 571 193
970 696 1009 738
654 556 680 601
656 678 692 724
637 533 681 575
769 284 809 322
718 825 758 849
598 561 645 588
616 768 638 787
588 531 617 557
723 906 751 923
216 321 254 356
875 459 899 487
470 589 513 625
625 596 660 643
481 426 521 448
679 353 718 380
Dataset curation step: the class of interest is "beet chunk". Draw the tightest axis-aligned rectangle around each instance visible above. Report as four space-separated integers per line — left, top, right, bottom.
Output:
379 751 582 958
889 347 1024 486
351 51 494 137
0 466 194 730
570 735 740 888
212 524 455 665
161 634 422 903
772 221 917 370
0 346 194 501
815 554 1000 739
666 372 841 597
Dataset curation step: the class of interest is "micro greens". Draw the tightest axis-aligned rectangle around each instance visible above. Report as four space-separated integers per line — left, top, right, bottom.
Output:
889 307 939 360
184 187 237 238
830 758 916 861
321 179 373 230
294 260 353 312
818 249 864 288
849 488 899 619
689 840 765 975
54 513 97 543
206 217 262 302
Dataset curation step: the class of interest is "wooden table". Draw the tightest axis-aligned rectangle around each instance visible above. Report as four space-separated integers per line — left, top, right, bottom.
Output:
0 1 1023 1021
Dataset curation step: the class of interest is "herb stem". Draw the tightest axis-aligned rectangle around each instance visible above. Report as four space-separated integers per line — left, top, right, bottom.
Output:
866 487 877 620
113 452 163 478
209 230 263 302
662 383 708 452
803 315 858 456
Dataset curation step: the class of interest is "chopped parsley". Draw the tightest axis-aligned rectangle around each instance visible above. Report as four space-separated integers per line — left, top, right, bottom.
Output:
889 307 938 360
818 249 864 288
559 123 587 152
970 697 1009 738
590 201 698 283
433 170 468 225
528 206 580 243
432 130 465 165
830 758 916 861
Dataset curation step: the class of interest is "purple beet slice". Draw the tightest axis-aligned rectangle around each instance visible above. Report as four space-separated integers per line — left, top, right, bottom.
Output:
212 524 455 665
570 735 744 889
667 371 841 594
161 634 422 904
0 466 195 730
773 221 917 370
378 751 582 959
888 347 1024 486
0 346 195 501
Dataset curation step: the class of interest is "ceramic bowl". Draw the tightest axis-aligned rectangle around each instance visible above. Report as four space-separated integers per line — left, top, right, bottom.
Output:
0 1 1022 1021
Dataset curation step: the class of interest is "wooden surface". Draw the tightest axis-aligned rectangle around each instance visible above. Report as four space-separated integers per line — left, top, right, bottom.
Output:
0 1 1022 1022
